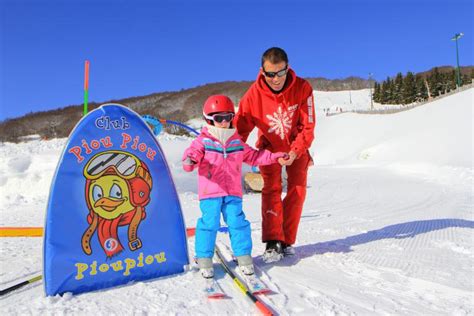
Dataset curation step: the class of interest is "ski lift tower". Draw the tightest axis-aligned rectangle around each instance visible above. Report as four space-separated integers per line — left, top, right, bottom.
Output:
451 33 464 88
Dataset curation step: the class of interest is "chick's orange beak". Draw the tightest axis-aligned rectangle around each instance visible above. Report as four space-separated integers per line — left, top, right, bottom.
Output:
94 197 125 212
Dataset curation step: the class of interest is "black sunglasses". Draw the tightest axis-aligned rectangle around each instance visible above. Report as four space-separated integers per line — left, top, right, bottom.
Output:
203 112 234 123
263 66 288 78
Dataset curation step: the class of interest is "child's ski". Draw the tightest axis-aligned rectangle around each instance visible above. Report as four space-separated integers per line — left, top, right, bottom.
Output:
204 277 226 299
217 241 271 295
215 245 274 315
193 256 227 299
239 272 270 295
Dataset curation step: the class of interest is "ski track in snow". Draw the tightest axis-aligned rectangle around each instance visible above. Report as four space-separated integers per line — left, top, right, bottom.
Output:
0 89 473 315
240 166 472 315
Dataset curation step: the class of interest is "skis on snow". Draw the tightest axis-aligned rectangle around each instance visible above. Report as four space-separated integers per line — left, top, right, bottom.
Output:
215 244 274 315
199 251 270 300
239 271 270 295
203 277 226 299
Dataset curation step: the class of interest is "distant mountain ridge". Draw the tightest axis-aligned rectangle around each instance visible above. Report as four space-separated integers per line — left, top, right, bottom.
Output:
0 76 370 142
1 66 472 142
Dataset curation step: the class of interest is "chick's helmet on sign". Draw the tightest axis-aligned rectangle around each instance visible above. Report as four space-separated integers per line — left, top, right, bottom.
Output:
82 150 152 258
43 104 189 296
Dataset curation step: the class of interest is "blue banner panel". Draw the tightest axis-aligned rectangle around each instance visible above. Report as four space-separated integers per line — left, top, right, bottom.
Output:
43 104 189 296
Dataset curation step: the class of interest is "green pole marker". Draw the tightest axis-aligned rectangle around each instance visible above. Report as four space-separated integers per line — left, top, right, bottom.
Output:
83 60 90 115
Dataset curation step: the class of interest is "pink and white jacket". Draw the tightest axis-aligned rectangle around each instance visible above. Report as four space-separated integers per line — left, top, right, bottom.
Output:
183 126 285 200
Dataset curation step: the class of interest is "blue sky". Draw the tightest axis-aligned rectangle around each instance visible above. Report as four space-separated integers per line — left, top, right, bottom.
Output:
1 0 472 120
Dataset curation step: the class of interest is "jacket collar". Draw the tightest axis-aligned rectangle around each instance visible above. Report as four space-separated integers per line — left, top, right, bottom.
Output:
201 126 239 145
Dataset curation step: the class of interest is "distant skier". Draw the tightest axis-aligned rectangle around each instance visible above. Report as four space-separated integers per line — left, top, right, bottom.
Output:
235 47 316 263
182 95 287 280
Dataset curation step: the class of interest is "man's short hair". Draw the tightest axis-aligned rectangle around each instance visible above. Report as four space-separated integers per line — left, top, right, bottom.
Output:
261 47 289 67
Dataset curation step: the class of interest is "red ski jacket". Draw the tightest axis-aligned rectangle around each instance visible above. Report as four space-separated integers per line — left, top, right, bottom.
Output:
235 69 316 158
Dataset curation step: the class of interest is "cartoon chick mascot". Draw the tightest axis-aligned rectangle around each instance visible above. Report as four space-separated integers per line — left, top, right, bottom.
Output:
81 150 152 258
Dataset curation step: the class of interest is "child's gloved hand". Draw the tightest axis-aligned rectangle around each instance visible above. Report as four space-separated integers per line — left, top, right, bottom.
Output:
182 156 197 172
183 156 196 165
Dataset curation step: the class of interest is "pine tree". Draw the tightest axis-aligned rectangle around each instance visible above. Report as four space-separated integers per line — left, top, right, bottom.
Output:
379 79 385 104
428 67 443 97
379 80 387 104
461 73 470 86
446 70 456 93
440 72 448 94
394 72 404 104
382 77 393 104
402 72 416 104
415 74 428 102
373 82 381 102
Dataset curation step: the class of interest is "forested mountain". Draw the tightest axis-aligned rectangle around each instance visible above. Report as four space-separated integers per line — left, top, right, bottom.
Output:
373 66 473 104
1 66 472 142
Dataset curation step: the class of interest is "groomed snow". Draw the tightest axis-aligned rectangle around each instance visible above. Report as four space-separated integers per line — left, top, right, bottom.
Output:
0 88 472 315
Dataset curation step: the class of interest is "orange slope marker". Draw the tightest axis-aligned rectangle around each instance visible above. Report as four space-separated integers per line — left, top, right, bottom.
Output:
1 227 197 238
0 227 44 237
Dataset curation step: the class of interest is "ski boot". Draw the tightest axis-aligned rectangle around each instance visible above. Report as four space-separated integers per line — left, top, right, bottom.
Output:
236 255 269 294
262 240 284 263
282 243 295 256
197 257 214 279
236 255 255 275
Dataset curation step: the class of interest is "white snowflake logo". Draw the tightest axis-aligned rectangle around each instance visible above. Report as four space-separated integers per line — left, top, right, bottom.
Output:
266 106 293 140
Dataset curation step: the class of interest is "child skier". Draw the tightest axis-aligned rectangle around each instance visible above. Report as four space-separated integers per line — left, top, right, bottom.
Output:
183 95 287 281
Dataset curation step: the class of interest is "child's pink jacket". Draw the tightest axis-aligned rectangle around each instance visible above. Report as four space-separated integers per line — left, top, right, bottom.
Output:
182 127 284 200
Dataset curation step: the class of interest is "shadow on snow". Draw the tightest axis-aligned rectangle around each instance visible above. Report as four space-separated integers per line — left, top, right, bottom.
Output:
258 218 474 267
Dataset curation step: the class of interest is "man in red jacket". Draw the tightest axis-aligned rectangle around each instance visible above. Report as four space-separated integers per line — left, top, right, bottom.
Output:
235 47 316 263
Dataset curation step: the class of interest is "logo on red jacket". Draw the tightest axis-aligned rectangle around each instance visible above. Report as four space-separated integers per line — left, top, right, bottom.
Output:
266 106 294 140
307 96 314 123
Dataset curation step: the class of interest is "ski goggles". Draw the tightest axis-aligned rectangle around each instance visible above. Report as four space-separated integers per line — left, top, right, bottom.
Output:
203 112 235 123
263 66 288 78
84 150 142 180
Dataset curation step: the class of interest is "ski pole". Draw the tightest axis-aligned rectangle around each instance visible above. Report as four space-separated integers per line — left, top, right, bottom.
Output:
0 275 42 296
215 246 273 316
142 115 200 136
164 119 199 136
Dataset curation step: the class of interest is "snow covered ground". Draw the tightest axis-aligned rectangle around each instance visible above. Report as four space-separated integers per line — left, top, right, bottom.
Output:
314 88 374 112
0 89 473 315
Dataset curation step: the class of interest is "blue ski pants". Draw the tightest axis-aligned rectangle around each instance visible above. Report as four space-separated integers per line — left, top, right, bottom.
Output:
195 196 252 258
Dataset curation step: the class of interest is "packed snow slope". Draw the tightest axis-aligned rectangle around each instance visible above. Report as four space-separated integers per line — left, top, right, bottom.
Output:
0 88 473 315
315 88 373 112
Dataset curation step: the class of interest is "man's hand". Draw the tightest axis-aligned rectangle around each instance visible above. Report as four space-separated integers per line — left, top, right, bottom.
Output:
279 151 297 166
276 153 289 166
